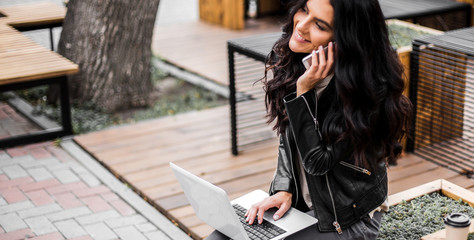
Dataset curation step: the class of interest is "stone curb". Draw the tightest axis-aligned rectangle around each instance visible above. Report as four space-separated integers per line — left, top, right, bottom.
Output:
60 138 192 240
153 58 229 98
5 91 60 130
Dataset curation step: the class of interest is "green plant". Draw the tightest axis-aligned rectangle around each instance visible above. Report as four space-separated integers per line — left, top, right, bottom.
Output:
388 23 435 49
378 192 474 240
132 79 224 122
31 101 116 134
150 61 169 84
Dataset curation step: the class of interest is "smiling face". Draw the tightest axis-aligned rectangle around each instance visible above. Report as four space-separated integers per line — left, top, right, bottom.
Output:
289 0 335 53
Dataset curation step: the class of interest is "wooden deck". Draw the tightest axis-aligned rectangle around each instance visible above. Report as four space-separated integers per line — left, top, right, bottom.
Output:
152 17 281 87
74 104 474 240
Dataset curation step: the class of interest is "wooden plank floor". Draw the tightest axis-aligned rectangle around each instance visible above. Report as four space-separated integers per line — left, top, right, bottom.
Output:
74 104 474 240
152 17 281 87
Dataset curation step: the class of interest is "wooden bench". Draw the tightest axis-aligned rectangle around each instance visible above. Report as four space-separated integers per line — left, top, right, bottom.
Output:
0 11 78 148
0 2 67 50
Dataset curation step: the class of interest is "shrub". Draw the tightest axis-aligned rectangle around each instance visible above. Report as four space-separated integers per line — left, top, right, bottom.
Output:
378 192 474 240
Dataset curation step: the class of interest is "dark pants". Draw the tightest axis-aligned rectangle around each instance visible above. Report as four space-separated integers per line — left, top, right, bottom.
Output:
205 211 382 240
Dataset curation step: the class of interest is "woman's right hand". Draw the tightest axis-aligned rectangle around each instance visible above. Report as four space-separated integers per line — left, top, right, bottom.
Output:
244 191 293 225
296 42 335 97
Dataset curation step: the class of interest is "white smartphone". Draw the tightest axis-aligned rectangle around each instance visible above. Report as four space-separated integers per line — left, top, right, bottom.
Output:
302 45 330 69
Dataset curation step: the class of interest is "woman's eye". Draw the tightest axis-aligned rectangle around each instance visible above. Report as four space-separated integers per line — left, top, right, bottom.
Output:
316 22 327 31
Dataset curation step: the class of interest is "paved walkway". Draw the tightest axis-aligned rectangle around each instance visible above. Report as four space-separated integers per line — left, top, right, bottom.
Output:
1 95 191 240
0 139 191 240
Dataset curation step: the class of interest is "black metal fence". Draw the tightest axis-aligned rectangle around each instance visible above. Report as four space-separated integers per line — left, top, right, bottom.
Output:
408 27 474 177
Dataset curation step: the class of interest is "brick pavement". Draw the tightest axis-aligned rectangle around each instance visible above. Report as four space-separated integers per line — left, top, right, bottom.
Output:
0 141 188 240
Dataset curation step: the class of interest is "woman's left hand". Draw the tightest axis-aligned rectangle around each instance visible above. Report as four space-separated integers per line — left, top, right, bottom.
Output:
296 41 335 96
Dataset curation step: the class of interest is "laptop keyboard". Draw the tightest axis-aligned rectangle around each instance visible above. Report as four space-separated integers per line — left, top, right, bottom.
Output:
233 204 286 240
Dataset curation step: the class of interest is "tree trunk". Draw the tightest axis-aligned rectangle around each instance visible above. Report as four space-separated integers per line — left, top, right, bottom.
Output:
56 0 160 112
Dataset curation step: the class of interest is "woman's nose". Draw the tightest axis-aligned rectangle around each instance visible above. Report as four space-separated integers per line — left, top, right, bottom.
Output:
296 16 311 32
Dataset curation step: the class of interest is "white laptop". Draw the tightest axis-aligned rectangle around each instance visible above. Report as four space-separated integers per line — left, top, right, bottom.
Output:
170 162 318 240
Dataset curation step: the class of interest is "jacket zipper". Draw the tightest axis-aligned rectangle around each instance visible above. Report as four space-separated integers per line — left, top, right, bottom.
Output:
284 132 299 206
339 161 371 176
325 174 342 234
301 92 341 234
301 91 322 139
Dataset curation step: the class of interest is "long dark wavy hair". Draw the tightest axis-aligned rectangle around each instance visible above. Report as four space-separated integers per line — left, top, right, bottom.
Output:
262 0 412 169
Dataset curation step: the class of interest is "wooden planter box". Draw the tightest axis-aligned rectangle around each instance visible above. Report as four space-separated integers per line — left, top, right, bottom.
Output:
386 20 442 149
199 0 244 30
387 19 443 97
388 179 474 240
199 0 281 30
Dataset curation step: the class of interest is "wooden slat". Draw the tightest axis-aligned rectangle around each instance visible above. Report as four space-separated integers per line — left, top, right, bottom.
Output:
144 158 276 201
0 26 78 85
0 3 77 86
0 2 66 28
388 167 460 194
387 159 439 182
129 143 277 189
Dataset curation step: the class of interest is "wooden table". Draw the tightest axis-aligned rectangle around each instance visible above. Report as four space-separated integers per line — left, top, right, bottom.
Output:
0 24 78 148
228 32 280 155
0 2 67 50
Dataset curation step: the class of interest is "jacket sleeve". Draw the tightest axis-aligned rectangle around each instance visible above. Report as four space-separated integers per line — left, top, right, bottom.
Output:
283 90 352 176
269 135 295 196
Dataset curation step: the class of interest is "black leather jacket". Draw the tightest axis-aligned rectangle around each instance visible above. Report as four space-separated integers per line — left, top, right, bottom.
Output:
269 80 388 233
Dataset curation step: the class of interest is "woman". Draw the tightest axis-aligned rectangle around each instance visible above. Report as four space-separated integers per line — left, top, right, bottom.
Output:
243 0 412 239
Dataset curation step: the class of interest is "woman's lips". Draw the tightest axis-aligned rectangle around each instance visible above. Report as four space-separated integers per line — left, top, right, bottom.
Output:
294 31 310 43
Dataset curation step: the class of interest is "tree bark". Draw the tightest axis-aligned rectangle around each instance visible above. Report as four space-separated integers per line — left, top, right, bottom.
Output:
56 0 160 112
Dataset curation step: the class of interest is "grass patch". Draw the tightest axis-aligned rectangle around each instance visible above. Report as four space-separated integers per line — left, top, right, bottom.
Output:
5 63 226 134
132 79 224 122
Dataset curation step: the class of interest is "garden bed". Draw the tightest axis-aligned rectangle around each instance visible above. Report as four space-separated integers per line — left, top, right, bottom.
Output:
387 19 443 96
379 179 474 240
